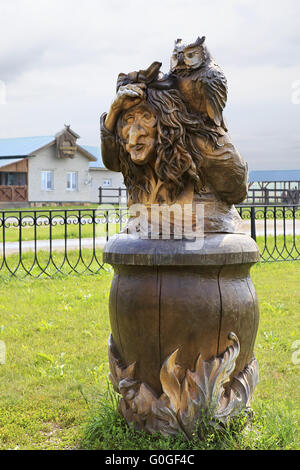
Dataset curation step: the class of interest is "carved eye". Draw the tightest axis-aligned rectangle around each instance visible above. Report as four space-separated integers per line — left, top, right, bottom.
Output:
124 115 134 124
143 111 152 120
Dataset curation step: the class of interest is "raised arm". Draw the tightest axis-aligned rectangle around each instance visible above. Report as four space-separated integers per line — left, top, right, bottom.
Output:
100 84 146 172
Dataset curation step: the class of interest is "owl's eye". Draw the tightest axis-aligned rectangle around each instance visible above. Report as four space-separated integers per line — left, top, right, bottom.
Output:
187 52 194 58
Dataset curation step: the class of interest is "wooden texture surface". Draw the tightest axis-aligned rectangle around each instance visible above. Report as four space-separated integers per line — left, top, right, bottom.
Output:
105 234 259 396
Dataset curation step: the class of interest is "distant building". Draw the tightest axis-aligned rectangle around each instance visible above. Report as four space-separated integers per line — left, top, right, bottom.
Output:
2 128 299 207
0 126 124 206
246 170 300 205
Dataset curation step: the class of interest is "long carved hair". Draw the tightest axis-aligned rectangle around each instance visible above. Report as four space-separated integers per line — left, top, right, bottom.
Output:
116 87 219 203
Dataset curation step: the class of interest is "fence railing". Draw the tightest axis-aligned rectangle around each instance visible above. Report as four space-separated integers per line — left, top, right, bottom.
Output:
98 187 128 205
237 205 300 261
99 186 300 206
0 205 299 278
0 208 128 278
242 188 300 205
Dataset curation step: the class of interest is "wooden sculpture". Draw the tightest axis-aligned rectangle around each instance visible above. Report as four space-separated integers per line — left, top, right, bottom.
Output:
101 37 260 439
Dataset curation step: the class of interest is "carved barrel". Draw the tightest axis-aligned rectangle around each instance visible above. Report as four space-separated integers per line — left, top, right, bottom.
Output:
103 233 260 399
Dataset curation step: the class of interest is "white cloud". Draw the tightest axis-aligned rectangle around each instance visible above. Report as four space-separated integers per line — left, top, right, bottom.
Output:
0 0 299 169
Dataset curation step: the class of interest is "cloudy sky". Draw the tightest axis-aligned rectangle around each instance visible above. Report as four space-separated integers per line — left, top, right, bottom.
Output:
0 0 299 170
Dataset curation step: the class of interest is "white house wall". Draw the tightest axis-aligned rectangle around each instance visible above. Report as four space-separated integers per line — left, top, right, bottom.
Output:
89 169 125 203
28 145 92 203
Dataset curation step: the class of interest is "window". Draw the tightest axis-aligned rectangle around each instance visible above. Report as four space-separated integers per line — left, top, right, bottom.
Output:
0 172 26 186
66 172 78 191
103 178 112 187
41 171 54 191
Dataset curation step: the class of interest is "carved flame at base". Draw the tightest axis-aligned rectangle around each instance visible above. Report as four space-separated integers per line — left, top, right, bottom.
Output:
108 332 259 440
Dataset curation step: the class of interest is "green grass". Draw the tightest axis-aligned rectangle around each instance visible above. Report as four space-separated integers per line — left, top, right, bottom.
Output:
0 204 126 219
0 221 120 243
0 207 125 243
0 235 299 281
0 270 113 449
256 234 300 261
0 203 299 244
1 204 99 214
0 262 299 450
0 249 106 279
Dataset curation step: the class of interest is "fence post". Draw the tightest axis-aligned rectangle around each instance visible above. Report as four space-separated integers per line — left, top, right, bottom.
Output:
118 187 122 206
250 206 256 241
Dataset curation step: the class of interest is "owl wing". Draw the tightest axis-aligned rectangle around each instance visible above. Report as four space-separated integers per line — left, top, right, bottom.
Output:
201 65 227 128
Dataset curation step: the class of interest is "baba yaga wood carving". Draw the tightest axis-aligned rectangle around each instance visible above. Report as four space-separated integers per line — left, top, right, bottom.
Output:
101 37 260 439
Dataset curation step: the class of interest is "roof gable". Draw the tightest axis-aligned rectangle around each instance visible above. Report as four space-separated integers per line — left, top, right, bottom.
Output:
76 145 97 162
0 130 97 162
83 145 105 168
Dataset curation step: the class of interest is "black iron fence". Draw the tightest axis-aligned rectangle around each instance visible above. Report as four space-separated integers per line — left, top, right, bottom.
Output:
0 205 299 278
0 208 127 278
236 205 300 261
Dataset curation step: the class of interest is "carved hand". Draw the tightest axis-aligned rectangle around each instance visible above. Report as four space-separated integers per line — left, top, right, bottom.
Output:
105 84 146 132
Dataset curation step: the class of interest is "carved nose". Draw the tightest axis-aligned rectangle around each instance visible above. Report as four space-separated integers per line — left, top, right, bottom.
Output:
128 123 146 147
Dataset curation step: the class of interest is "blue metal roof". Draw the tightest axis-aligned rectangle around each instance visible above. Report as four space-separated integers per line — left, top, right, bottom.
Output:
249 170 300 182
0 135 54 158
83 145 105 169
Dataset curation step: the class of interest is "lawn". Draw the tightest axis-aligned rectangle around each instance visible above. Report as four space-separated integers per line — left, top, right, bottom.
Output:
0 203 299 245
0 220 120 243
0 208 125 243
0 262 299 450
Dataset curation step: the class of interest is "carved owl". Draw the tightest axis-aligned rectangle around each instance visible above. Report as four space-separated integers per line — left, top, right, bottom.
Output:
170 36 228 132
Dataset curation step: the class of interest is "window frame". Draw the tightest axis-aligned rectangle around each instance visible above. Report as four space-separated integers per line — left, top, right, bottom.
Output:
102 178 112 188
41 170 54 191
66 171 78 191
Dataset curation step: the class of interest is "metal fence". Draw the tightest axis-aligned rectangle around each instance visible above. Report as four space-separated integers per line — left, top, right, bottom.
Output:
0 208 127 278
237 205 300 261
0 205 299 278
99 186 300 206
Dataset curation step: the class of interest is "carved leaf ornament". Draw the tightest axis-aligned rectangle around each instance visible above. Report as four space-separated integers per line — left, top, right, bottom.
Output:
108 332 258 439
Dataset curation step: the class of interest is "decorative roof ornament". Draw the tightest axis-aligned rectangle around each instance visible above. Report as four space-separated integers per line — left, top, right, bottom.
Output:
55 126 79 159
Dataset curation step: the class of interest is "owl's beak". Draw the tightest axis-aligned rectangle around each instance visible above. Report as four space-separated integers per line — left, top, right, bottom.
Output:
177 52 184 65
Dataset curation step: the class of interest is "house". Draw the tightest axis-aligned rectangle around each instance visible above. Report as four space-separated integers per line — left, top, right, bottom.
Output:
9 126 299 207
0 125 124 206
84 144 125 203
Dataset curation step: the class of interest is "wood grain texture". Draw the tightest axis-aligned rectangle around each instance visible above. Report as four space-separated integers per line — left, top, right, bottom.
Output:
107 234 259 397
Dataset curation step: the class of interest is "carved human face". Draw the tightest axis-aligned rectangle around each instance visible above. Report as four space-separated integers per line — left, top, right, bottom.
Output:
121 103 157 165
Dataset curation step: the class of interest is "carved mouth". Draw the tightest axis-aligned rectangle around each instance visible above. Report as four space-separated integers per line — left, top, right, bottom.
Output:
132 144 145 152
